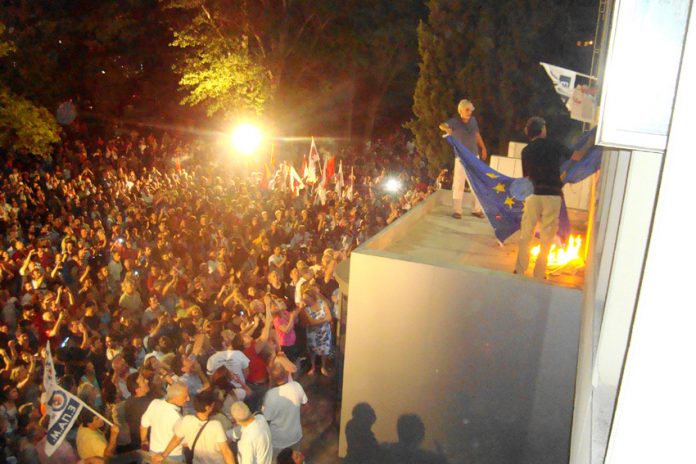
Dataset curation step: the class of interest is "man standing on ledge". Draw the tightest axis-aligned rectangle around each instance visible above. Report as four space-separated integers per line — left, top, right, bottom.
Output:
514 117 592 279
439 99 489 219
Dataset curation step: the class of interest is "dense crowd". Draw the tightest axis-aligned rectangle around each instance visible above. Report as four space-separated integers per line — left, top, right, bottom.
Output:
0 128 434 463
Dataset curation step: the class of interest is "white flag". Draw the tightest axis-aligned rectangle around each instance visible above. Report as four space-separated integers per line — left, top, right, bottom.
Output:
43 344 84 456
540 62 577 101
306 137 320 184
346 166 354 201
289 166 305 196
335 160 345 197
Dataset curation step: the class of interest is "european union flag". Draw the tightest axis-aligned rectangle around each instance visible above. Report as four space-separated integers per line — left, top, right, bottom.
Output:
561 128 601 183
445 129 599 245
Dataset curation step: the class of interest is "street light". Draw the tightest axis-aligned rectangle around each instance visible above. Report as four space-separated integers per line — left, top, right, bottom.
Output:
229 123 263 155
384 177 402 193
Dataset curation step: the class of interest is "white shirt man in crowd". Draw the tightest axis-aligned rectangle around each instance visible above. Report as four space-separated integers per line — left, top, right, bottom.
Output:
206 330 250 400
140 382 189 461
152 390 235 464
262 363 308 457
229 401 273 464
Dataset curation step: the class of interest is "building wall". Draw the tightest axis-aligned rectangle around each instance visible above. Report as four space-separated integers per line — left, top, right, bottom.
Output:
340 251 582 463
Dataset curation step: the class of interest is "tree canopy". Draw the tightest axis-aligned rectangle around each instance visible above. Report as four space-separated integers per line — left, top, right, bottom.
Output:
408 0 594 174
0 22 59 155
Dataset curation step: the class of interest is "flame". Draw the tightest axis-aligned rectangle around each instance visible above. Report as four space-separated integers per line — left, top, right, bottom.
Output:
530 235 584 273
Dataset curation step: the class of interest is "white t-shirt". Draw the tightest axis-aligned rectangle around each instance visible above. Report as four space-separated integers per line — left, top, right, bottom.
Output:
235 415 272 464
262 381 308 449
140 398 183 456
174 416 228 464
206 350 250 387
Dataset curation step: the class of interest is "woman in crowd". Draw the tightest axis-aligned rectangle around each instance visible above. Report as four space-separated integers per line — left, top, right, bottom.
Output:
299 287 333 376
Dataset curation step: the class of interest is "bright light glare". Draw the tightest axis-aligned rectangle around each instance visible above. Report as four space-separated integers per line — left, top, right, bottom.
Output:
230 124 262 155
385 178 402 192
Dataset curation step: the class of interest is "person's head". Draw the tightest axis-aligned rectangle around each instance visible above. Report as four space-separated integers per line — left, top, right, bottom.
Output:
78 409 104 430
2 385 19 402
269 362 288 386
192 390 216 415
277 448 305 464
105 335 120 349
457 99 475 121
166 382 189 407
77 382 99 407
230 400 253 425
126 372 149 397
525 116 547 140
157 335 173 354
121 278 135 294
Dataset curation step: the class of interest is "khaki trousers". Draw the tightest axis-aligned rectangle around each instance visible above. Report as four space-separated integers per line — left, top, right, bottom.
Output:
514 194 561 279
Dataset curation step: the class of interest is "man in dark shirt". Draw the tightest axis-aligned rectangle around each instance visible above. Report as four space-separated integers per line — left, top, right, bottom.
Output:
122 372 154 451
514 117 592 279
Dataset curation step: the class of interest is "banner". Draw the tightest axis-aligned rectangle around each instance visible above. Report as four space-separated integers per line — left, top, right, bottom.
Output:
43 343 112 456
43 344 83 456
540 62 577 101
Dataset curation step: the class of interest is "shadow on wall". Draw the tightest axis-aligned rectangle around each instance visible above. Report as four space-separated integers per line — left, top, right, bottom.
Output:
344 403 449 464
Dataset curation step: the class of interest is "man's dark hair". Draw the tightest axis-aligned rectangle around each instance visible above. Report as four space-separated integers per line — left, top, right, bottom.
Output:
78 408 96 426
525 116 546 139
126 372 141 397
276 448 295 464
192 389 216 413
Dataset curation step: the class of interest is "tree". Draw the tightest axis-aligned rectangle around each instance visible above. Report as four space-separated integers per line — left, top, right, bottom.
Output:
169 24 272 118
0 1 180 123
344 0 425 140
162 0 341 120
407 0 584 174
0 22 59 155
405 0 482 175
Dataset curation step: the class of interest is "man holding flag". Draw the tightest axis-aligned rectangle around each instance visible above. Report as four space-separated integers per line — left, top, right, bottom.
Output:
514 117 593 279
439 99 489 219
42 342 117 458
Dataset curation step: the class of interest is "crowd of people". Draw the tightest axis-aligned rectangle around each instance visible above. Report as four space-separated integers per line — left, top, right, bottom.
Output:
0 127 435 463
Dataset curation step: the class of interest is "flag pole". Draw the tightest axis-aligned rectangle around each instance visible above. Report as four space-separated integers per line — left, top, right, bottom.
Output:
74 389 115 427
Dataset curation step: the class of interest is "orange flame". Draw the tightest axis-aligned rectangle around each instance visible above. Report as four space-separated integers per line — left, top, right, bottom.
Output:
530 235 584 273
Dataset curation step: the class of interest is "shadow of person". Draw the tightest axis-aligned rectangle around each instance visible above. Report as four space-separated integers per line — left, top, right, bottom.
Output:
344 402 382 464
383 414 449 464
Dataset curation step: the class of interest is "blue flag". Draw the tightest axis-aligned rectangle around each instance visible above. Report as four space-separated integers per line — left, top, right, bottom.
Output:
561 128 601 183
445 128 599 244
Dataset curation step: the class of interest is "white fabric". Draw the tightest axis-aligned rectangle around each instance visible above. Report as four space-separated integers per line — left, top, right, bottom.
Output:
262 381 308 449
235 415 273 464
294 277 307 307
452 158 482 213
205 350 249 387
140 398 184 456
173 416 228 464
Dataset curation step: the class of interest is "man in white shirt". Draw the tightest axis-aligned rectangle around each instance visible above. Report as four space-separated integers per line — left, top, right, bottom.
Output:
140 382 189 461
229 401 272 464
262 363 308 457
152 390 234 464
206 331 250 399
